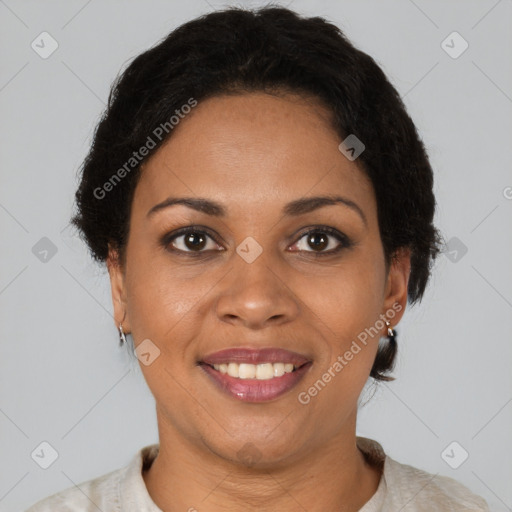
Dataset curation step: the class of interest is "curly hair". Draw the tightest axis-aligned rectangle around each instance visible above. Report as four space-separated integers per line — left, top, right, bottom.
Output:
70 5 443 381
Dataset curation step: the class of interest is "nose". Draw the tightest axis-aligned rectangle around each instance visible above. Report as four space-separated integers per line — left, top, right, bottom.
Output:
214 253 300 330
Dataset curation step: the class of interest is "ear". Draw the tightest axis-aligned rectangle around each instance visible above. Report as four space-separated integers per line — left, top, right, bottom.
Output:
382 247 411 327
106 245 131 333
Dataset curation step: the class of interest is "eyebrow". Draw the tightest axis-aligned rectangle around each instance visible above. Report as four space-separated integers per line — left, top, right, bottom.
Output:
147 195 367 226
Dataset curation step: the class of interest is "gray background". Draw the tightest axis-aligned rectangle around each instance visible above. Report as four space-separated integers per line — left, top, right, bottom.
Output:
1 0 511 510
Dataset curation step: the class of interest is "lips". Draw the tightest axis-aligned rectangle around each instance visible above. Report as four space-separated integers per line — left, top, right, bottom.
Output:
199 347 312 403
202 347 310 366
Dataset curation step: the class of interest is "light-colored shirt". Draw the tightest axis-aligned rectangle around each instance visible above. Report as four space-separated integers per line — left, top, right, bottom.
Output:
25 437 489 511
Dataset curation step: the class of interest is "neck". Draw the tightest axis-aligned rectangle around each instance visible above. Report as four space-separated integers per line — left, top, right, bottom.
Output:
143 409 382 512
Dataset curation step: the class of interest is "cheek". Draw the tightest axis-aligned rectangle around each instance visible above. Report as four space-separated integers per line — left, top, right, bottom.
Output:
302 252 385 377
129 282 201 342
307 253 385 333
124 262 209 415
123 249 207 350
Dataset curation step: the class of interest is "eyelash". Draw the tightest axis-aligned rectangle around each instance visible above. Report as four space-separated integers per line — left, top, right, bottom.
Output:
160 225 353 258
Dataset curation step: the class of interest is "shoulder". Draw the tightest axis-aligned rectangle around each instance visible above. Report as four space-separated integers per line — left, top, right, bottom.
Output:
24 465 125 512
356 437 489 512
25 444 160 512
383 454 490 511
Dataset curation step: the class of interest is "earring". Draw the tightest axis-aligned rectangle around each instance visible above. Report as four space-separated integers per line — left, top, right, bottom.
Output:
385 320 397 342
118 323 127 346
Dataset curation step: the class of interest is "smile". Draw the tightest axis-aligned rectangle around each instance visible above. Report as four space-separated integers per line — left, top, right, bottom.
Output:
199 347 312 402
212 362 296 380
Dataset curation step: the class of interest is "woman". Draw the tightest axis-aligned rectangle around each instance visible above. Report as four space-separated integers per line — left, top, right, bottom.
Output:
26 6 489 511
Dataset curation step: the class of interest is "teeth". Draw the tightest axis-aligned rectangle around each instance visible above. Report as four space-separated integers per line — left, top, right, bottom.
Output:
211 362 297 380
273 362 285 377
239 363 256 379
256 363 273 380
227 362 239 378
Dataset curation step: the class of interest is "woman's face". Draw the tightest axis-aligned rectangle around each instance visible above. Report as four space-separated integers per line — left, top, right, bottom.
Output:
108 91 410 466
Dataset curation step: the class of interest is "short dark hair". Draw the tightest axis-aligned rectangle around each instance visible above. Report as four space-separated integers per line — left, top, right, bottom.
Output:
71 5 443 381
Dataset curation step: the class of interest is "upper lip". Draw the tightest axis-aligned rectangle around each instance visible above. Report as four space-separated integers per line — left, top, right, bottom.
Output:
201 347 311 366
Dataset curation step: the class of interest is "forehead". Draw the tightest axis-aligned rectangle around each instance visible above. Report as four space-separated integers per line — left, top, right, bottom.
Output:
134 92 375 219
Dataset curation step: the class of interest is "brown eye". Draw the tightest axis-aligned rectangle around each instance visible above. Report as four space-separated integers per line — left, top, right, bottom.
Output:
181 232 207 251
163 228 222 254
306 232 329 251
290 227 352 255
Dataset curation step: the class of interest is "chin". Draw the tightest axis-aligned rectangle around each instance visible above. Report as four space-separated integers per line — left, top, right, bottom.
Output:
202 424 307 470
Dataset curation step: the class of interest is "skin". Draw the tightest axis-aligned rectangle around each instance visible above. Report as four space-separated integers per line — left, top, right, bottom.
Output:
107 91 410 511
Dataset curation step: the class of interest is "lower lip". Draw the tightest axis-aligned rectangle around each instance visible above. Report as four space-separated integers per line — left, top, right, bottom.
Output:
200 363 312 403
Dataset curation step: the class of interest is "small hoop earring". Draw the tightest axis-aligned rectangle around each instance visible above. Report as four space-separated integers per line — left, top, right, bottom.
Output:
385 320 396 341
118 323 127 346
